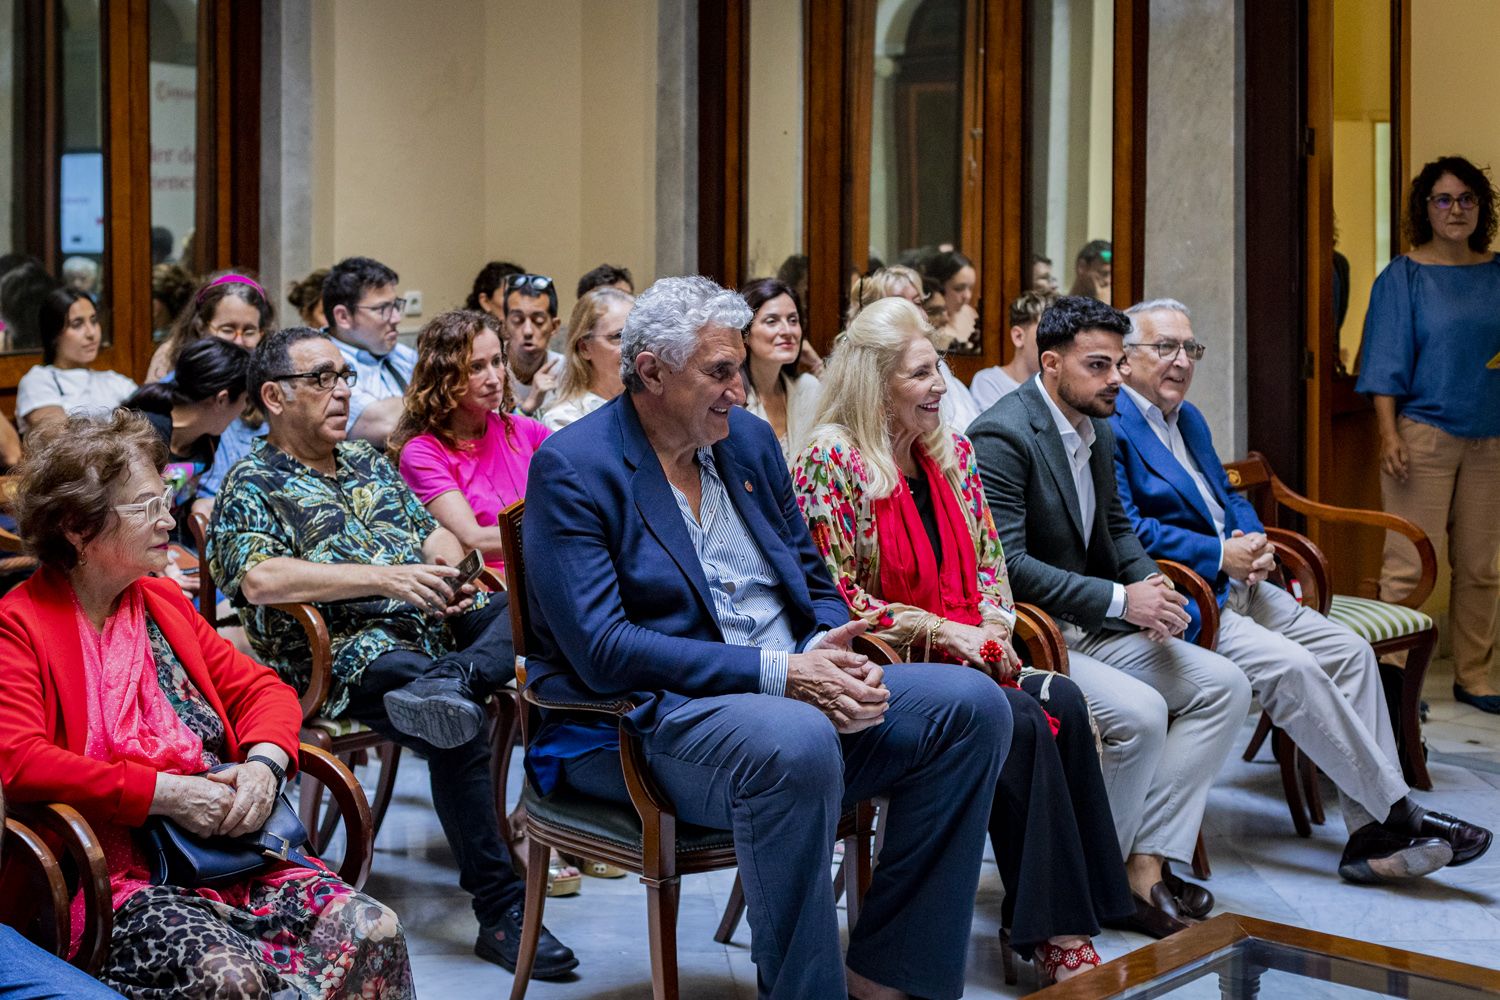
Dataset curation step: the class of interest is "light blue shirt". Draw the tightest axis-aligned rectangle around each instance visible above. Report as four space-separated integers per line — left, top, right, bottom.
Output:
333 338 417 432
198 415 269 499
668 447 797 697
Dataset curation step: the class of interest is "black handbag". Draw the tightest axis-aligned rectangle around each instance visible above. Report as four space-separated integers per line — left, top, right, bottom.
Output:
139 764 314 888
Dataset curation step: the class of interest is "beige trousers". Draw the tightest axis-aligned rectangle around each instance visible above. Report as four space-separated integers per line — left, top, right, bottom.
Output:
1379 416 1500 692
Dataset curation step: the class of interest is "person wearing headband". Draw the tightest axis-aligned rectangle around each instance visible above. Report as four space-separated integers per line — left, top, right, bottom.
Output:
146 271 273 383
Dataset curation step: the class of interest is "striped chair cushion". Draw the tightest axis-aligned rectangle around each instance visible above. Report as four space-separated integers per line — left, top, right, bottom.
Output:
1328 595 1433 644
308 716 373 738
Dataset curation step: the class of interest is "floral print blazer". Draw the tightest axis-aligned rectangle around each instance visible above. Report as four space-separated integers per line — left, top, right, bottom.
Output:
791 426 1016 658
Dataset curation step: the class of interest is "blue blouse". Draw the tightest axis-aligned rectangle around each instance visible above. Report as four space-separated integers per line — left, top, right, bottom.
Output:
1356 255 1500 438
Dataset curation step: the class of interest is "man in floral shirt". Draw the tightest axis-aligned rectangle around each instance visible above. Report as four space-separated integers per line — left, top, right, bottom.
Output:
207 326 578 979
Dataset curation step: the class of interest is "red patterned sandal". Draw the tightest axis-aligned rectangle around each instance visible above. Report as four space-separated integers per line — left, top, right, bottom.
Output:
1036 938 1102 984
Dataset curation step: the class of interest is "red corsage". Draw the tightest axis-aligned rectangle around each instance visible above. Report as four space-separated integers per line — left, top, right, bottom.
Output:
980 639 1006 663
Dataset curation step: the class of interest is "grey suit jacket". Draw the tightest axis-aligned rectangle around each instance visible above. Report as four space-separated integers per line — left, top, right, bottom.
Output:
967 378 1159 632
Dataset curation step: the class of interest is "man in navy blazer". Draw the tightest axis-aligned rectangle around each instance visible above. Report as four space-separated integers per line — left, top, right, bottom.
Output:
523 276 1011 1000
1113 298 1489 884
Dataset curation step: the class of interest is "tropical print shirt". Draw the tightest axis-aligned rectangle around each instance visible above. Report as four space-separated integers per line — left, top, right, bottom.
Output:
207 437 483 719
790 427 1015 658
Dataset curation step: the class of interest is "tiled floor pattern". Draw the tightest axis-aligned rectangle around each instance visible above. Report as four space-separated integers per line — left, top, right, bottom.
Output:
341 657 1500 998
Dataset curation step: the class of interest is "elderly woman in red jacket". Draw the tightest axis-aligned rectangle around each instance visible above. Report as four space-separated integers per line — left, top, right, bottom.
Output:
0 411 412 999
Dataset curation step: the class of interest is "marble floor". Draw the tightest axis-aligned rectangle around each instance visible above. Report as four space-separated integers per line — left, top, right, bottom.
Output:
342 657 1500 999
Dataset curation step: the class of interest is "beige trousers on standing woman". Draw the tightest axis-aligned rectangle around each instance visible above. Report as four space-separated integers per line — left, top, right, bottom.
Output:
1379 415 1500 693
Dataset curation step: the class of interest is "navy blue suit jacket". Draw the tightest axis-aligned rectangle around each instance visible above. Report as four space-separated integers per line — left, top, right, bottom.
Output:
521 393 850 754
1109 390 1263 639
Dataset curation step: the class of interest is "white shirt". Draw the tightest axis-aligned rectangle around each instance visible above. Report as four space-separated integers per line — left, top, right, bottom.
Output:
1123 384 1229 572
333 338 417 432
541 390 610 431
744 372 823 462
15 365 138 431
970 365 1023 412
938 358 981 432
1035 375 1127 618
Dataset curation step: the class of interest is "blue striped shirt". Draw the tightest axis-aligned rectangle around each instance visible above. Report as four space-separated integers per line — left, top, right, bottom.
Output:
668 448 794 697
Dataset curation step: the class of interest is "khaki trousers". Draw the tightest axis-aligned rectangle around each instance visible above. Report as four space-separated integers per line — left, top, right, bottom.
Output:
1379 417 1500 692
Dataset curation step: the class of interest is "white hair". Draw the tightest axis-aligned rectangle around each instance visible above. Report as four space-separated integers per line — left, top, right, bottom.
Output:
1124 297 1191 340
620 276 752 392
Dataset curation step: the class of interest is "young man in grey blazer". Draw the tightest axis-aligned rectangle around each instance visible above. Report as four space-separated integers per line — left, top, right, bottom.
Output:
968 295 1251 939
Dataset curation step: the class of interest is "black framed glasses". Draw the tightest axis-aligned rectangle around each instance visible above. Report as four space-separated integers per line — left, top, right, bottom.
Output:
276 368 359 391
1128 340 1206 361
505 274 555 297
1429 192 1479 212
355 299 407 318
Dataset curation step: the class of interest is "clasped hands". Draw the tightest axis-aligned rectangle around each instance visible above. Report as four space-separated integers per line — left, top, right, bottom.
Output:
936 620 1021 684
1223 529 1275 588
151 760 281 840
786 620 890 734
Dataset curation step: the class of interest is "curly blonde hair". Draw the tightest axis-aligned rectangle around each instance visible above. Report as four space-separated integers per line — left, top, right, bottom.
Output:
389 309 516 460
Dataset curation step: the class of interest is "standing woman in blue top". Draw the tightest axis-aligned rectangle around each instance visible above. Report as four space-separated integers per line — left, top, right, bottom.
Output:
1357 155 1500 712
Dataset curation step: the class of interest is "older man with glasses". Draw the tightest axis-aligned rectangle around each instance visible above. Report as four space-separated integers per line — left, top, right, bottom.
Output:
322 255 417 447
1111 298 1491 886
206 326 580 980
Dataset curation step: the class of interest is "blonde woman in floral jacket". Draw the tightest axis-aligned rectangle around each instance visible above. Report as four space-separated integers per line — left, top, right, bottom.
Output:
791 297 1137 984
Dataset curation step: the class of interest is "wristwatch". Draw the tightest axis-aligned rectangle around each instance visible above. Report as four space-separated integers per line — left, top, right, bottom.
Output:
245 754 287 793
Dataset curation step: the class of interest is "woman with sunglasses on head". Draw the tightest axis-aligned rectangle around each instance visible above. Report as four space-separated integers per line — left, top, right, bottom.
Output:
1357 155 1500 713
849 265 983 432
16 287 138 435
146 271 273 383
543 286 633 431
739 278 822 462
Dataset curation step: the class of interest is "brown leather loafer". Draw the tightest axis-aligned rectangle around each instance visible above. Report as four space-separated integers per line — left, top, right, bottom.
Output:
1161 861 1214 919
1103 884 1191 939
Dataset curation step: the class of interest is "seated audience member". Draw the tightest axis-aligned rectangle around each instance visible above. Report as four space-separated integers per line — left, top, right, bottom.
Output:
850 265 982 432
150 262 195 342
0 411 412 997
1113 299 1491 882
792 297 1132 983
740 277 821 461
1033 253 1058 295
206 327 576 978
0 257 59 352
146 272 272 383
392 309 550 572
17 288 137 434
523 275 1011 999
500 273 564 418
61 256 98 293
1069 240 1114 301
287 267 330 327
576 263 634 299
323 256 416 447
776 252 826 376
124 337 251 530
968 294 1251 938
466 260 527 321
971 291 1052 411
543 286 632 431
920 249 980 354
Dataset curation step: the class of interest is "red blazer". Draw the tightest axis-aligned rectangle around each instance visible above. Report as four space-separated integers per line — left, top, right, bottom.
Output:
0 568 302 828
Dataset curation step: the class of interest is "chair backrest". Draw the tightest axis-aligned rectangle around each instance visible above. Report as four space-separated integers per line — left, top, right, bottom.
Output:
188 511 221 628
497 500 532 660
1221 452 1278 526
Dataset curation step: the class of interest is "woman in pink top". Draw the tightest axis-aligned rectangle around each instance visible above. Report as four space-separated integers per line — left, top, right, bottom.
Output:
390 309 550 573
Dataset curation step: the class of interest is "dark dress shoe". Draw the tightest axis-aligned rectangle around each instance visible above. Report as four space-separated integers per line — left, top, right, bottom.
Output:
1453 685 1500 714
1416 811 1493 866
1339 822 1452 884
475 902 579 980
383 675 485 749
1161 861 1214 920
1103 885 1191 939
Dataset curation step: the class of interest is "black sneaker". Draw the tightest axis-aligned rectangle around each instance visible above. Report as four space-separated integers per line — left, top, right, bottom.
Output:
475 901 579 980
382 675 484 749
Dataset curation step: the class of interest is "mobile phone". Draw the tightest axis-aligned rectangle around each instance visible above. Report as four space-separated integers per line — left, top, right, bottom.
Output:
453 549 485 593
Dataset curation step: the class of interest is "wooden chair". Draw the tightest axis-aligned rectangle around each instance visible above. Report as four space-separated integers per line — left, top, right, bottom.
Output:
0 780 72 959
1223 453 1438 791
497 499 877 1000
9 744 373 976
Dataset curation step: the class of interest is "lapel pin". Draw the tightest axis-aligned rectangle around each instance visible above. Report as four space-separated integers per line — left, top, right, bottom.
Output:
743 480 754 493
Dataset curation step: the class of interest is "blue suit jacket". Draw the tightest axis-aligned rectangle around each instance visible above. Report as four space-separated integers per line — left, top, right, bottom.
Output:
1109 391 1263 640
521 393 850 758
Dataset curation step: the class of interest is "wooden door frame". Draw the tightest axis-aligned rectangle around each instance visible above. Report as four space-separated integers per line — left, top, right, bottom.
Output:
195 0 262 275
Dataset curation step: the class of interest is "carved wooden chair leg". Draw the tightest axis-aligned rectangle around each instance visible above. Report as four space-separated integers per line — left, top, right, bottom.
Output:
1299 749 1325 825
1399 633 1436 791
1191 831 1212 880
713 876 747 944
646 875 683 1000
299 771 327 852
1243 712 1273 761
508 837 551 1000
1271 727 1312 837
368 742 403 837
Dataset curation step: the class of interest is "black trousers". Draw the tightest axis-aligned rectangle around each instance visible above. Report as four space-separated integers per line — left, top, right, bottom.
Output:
992 672 1135 957
345 595 522 927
